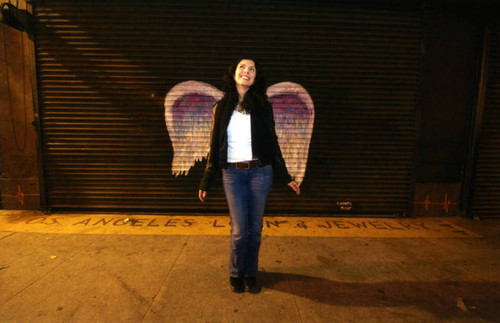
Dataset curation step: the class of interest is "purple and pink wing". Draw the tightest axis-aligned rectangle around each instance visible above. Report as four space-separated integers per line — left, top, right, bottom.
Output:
165 80 314 184
267 82 315 186
164 81 223 176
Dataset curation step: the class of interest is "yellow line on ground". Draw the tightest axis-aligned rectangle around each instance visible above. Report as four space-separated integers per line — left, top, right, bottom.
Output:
0 211 481 238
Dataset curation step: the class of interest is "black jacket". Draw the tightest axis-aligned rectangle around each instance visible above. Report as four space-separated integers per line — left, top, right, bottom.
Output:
199 97 292 192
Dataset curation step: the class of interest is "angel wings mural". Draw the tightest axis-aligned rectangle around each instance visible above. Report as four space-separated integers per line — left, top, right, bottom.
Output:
164 81 314 185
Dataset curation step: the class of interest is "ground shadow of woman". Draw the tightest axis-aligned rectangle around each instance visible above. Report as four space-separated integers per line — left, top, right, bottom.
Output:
257 271 499 321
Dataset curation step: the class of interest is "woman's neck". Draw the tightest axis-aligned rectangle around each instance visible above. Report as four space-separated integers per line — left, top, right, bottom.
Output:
236 84 249 101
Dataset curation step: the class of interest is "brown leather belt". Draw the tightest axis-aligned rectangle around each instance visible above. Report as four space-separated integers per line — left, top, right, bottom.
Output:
228 160 260 170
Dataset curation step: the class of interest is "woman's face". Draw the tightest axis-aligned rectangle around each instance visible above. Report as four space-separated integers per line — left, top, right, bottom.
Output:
234 59 256 89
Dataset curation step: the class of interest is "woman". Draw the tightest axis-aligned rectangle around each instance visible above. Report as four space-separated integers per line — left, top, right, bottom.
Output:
199 58 300 293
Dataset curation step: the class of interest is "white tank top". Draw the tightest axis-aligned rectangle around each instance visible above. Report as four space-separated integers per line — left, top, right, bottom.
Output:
227 110 253 163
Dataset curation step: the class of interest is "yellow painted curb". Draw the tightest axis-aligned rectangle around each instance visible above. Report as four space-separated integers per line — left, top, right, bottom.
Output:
0 211 481 238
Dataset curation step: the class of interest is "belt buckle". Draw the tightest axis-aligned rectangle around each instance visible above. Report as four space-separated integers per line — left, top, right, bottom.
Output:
237 162 250 170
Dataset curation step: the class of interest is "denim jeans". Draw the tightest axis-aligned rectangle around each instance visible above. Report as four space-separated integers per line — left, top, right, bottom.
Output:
222 164 273 278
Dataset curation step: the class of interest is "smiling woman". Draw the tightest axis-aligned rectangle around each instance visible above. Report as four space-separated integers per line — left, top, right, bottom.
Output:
234 59 256 89
198 58 300 293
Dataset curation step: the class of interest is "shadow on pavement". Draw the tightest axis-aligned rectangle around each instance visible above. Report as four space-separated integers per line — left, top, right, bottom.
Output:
259 271 500 321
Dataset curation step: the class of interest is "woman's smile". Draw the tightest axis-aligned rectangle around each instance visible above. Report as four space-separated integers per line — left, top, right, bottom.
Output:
234 59 256 88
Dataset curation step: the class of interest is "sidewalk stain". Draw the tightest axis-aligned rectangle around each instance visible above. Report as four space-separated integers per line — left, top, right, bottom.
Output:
0 211 481 238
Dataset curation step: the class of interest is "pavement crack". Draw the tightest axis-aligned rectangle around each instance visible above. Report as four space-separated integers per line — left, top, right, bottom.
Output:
1 235 103 305
276 240 304 323
140 235 190 322
0 232 16 241
116 276 149 305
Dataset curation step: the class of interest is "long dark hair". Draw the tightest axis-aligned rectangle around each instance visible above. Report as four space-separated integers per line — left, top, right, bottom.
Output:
221 58 268 112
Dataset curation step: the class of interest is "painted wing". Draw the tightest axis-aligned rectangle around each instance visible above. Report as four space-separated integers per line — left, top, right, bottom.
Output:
164 81 223 176
267 82 315 186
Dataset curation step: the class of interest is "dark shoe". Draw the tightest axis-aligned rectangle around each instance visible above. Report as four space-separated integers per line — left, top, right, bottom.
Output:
244 277 259 293
229 277 245 293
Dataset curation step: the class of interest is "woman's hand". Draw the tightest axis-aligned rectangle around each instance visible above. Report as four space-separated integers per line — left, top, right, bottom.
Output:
287 181 301 195
199 190 207 202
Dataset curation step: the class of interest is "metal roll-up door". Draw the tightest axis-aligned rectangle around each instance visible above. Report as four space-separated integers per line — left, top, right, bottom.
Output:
471 24 500 219
33 0 421 216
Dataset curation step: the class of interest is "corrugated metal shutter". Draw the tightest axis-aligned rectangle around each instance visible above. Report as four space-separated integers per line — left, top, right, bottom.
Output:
472 23 500 219
33 0 421 216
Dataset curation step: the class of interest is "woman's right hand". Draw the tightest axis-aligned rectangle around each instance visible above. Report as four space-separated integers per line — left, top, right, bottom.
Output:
199 190 207 202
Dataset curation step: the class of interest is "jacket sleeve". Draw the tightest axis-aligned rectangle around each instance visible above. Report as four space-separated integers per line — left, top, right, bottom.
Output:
266 102 293 184
199 104 219 192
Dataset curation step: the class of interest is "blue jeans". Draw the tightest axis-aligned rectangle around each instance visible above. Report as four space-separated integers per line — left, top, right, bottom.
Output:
222 164 273 278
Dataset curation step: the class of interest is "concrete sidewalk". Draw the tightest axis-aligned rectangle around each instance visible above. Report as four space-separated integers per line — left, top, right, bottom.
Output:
0 215 499 322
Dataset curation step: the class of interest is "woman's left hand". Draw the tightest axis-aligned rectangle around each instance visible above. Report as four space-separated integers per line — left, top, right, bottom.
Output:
287 181 301 195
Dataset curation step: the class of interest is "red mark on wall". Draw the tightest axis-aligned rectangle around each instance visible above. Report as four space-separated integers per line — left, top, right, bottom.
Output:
414 194 458 214
2 184 39 206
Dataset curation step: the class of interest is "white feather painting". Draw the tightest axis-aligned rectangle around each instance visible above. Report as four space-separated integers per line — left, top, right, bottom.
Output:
164 81 314 185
